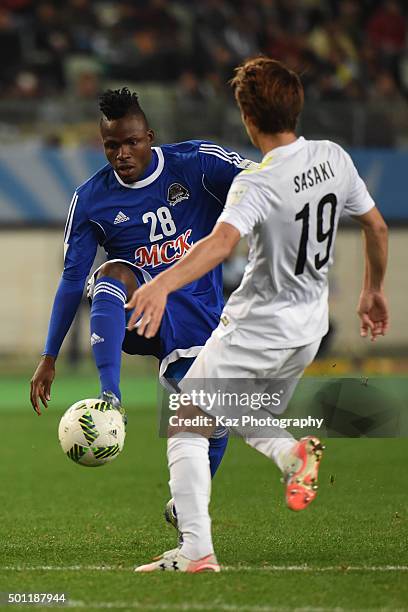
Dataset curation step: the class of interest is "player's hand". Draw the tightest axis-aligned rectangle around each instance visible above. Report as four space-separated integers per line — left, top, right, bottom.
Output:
30 355 56 416
357 289 389 341
126 278 169 338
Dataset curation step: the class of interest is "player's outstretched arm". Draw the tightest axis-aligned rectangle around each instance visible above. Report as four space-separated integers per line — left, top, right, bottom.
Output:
126 222 240 338
353 207 389 341
30 187 98 415
30 276 86 415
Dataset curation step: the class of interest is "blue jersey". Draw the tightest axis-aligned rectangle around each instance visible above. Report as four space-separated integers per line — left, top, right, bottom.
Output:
46 140 253 368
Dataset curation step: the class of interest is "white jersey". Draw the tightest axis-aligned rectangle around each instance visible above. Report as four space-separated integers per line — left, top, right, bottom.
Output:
217 137 375 348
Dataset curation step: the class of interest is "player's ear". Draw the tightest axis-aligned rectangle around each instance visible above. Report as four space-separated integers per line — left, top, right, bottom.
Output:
241 112 251 133
147 129 155 145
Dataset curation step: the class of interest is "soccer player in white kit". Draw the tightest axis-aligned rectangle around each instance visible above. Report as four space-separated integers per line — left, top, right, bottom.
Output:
127 57 389 572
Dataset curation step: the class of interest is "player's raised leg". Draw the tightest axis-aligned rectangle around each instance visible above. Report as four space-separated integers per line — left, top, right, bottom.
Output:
90 261 138 403
245 340 324 511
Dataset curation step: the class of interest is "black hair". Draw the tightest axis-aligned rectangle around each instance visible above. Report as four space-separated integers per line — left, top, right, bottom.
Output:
99 87 148 124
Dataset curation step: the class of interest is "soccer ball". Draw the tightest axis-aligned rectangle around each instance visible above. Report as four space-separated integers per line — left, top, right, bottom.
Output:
58 398 126 467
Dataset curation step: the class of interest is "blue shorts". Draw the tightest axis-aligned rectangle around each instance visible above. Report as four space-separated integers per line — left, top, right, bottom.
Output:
88 259 222 378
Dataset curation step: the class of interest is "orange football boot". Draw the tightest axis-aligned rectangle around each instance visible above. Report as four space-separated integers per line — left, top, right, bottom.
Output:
283 436 325 511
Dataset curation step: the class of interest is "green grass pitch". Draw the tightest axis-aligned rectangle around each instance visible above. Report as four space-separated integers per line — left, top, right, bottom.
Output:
0 373 407 611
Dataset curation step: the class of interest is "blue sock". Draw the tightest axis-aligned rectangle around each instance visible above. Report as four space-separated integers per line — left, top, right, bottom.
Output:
208 431 229 477
90 276 127 401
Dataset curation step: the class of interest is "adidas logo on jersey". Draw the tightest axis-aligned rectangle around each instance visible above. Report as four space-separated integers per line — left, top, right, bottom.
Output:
91 333 105 346
114 211 130 224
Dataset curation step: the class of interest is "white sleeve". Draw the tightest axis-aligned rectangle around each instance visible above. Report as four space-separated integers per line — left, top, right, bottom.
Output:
217 177 271 237
343 152 375 216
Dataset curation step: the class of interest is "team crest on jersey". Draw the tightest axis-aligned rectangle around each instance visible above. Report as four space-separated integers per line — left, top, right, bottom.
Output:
167 183 190 206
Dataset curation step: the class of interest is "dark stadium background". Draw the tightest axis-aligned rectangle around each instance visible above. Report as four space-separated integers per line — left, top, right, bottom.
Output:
0 1 407 610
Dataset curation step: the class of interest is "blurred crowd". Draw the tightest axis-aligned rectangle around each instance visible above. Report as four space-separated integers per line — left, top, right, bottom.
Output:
0 0 407 105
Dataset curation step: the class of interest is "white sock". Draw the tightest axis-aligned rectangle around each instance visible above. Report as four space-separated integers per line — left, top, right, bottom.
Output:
167 433 213 560
245 435 297 473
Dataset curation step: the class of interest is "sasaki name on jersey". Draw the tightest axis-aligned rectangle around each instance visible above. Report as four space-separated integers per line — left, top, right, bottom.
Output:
134 229 193 268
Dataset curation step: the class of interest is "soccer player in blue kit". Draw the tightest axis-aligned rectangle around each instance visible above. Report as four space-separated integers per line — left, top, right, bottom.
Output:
30 87 254 530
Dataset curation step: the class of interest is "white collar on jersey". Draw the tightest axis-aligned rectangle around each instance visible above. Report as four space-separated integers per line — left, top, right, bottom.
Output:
113 147 164 189
262 136 306 162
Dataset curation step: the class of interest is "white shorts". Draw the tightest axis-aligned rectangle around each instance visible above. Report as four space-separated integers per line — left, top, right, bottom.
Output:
182 324 321 381
178 323 321 436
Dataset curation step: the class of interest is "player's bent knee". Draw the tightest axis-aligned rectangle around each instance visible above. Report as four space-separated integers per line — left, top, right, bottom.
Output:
96 262 137 293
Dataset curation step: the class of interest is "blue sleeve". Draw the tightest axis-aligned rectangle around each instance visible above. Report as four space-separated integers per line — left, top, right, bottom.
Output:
43 277 85 357
43 190 97 357
197 141 255 206
63 190 98 281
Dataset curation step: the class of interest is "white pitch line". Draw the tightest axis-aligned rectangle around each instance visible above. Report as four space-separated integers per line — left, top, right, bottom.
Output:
1 565 407 573
0 565 128 572
225 565 408 572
